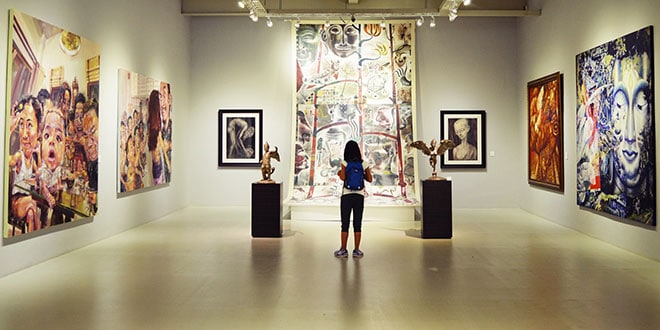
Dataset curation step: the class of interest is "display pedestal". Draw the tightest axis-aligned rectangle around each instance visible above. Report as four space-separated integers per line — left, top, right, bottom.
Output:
251 183 282 237
421 180 452 238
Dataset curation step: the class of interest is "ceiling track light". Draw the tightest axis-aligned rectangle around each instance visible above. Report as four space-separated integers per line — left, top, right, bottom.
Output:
240 0 267 23
445 0 461 22
234 0 500 27
235 1 479 29
448 8 458 22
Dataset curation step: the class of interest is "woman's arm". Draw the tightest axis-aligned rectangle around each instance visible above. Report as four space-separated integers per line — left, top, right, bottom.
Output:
364 167 373 183
337 163 346 181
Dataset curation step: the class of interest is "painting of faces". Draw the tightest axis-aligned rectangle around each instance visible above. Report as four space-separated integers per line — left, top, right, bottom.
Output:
576 26 655 226
292 22 417 205
4 10 100 237
117 69 172 193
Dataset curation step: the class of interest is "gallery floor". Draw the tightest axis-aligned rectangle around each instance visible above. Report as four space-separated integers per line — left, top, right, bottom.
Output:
1 207 659 329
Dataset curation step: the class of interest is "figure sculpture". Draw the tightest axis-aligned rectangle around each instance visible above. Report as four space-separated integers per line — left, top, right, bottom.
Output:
259 142 280 183
409 139 456 180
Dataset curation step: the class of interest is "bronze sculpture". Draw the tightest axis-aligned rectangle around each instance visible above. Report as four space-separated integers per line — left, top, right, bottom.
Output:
258 142 280 183
409 139 456 180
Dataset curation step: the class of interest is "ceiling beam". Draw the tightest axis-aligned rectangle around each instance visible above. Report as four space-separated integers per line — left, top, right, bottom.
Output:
180 0 540 19
456 10 541 17
181 9 540 18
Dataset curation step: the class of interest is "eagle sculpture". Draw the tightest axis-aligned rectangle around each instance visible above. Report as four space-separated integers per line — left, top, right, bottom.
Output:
409 139 456 180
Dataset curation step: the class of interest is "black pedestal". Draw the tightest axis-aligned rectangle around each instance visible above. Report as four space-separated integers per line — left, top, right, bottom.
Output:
251 183 282 237
421 180 452 238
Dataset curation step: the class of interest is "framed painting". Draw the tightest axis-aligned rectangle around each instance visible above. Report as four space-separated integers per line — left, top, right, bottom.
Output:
218 109 262 167
4 10 101 237
527 72 564 191
117 69 173 193
440 110 486 168
576 26 655 226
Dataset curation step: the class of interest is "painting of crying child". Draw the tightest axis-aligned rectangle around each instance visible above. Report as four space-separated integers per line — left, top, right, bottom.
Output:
4 10 101 237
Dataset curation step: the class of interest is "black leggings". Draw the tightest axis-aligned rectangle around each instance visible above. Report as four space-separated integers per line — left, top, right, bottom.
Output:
340 193 364 232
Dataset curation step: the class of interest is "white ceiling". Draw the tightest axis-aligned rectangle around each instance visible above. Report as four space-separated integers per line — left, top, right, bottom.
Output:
181 0 540 18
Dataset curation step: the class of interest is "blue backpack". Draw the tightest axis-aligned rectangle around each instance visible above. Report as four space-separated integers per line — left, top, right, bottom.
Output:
344 161 365 190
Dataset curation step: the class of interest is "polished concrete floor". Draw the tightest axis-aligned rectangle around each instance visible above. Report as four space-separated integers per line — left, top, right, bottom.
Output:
1 207 659 329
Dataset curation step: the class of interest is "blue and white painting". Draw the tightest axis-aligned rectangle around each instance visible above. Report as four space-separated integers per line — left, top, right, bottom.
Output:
576 26 655 226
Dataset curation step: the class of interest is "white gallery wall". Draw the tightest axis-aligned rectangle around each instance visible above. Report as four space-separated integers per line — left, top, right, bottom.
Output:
187 17 295 208
188 16 523 209
518 0 660 260
1 0 658 279
0 0 191 277
416 17 522 208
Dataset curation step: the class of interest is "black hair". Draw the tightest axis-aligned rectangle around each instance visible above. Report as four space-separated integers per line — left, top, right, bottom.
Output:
343 140 362 162
147 89 161 151
14 95 43 127
37 89 51 106
84 98 98 116
75 93 86 106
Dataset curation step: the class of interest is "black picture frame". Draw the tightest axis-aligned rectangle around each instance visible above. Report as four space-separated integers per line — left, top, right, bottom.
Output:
440 110 487 168
218 109 263 167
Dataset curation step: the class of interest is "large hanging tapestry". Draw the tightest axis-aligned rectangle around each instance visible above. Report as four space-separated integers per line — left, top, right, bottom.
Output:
4 10 100 237
117 69 172 193
576 26 655 226
290 22 418 206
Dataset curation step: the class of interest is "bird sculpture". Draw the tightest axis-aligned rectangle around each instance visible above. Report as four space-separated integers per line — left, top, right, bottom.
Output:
409 139 456 180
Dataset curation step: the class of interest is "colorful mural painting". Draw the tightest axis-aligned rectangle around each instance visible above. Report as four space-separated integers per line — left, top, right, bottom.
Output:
576 26 655 226
117 69 172 193
290 22 418 206
528 72 563 191
4 10 100 237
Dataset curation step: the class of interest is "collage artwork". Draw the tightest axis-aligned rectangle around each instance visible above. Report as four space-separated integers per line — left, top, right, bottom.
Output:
576 26 655 226
4 10 100 237
291 22 418 206
117 69 173 193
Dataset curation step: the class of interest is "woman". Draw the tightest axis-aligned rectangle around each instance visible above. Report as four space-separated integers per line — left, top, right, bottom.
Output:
335 140 373 258
147 90 165 185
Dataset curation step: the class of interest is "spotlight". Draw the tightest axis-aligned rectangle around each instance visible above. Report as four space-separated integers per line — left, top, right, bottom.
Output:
448 8 458 22
266 17 273 27
351 14 356 23
380 18 386 28
249 10 258 22
464 0 472 5
294 20 300 28
237 1 245 9
416 16 424 26
429 16 436 28
324 19 330 28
